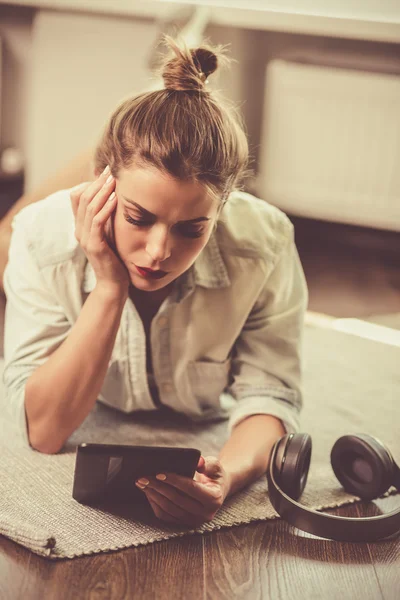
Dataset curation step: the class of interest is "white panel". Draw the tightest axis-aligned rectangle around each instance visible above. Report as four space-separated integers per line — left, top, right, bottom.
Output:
26 10 159 191
257 59 400 231
169 0 400 22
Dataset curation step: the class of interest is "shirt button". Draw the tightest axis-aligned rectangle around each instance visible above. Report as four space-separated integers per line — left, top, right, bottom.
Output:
162 383 173 393
158 317 168 327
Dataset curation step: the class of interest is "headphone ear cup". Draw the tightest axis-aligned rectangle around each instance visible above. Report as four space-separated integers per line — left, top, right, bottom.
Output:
277 433 312 501
330 434 395 500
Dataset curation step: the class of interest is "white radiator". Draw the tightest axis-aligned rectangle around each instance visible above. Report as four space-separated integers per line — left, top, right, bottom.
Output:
257 59 400 231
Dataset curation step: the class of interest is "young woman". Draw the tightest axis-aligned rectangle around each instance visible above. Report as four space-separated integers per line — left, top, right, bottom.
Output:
2 36 308 527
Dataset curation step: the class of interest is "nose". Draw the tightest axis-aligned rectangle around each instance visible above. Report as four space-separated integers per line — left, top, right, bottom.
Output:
145 224 172 265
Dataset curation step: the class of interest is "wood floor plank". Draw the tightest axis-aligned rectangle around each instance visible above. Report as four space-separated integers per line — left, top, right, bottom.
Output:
203 501 390 600
60 535 204 600
364 495 400 600
0 536 49 600
203 522 267 598
0 533 205 600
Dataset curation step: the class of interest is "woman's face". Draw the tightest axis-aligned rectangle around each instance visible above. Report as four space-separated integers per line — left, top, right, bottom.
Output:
110 166 219 293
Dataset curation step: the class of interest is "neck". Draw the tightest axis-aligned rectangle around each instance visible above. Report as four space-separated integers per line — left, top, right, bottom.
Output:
129 282 174 303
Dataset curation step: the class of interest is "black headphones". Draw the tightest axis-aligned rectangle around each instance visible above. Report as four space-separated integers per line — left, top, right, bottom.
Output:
266 433 400 542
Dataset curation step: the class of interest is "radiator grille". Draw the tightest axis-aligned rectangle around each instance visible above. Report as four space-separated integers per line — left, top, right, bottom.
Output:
257 59 400 231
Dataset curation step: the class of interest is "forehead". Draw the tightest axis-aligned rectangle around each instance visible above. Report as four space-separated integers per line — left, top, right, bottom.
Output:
117 167 216 215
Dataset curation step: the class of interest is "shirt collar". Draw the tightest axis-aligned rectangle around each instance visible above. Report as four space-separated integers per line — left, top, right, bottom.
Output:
82 228 230 295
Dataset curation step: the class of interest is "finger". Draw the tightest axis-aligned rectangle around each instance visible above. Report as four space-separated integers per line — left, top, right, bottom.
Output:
83 173 116 232
146 495 185 526
150 473 223 506
84 191 117 252
104 197 118 251
145 488 205 527
138 478 204 514
82 177 116 242
70 182 90 219
77 166 112 233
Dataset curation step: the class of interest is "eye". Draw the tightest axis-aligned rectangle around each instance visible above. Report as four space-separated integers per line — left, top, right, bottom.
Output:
124 215 151 228
124 214 205 238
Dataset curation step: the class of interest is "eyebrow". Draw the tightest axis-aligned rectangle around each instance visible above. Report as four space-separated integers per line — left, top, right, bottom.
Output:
122 196 211 224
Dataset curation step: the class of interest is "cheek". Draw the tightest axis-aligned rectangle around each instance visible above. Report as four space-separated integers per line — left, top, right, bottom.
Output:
194 237 209 253
182 228 213 255
179 237 209 264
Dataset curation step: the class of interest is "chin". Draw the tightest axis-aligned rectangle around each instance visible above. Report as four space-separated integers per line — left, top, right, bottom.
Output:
130 272 171 288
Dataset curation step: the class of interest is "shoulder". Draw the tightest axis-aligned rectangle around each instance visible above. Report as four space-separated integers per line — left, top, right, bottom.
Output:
216 189 294 262
11 185 83 267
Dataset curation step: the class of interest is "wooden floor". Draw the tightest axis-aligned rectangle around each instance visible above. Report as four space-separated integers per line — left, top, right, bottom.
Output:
0 216 399 599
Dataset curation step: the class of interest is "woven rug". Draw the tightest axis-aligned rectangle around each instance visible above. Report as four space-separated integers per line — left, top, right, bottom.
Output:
0 324 399 560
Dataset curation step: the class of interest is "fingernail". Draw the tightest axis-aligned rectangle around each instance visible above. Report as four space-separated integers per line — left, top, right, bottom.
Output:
135 482 146 490
102 165 110 176
137 478 149 486
156 473 167 481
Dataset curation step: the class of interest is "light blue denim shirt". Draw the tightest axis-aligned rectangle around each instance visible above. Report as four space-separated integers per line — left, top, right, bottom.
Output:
2 186 308 449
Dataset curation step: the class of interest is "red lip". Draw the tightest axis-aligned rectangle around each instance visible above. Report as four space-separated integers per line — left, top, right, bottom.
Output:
135 265 168 279
139 266 164 273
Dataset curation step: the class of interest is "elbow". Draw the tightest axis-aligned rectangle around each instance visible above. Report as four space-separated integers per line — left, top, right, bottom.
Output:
30 437 62 455
28 425 63 454
25 381 63 455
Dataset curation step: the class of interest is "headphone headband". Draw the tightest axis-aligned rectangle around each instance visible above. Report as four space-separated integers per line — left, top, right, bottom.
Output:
266 434 400 542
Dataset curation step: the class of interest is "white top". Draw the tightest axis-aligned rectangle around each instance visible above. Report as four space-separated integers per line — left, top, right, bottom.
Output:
2 186 309 449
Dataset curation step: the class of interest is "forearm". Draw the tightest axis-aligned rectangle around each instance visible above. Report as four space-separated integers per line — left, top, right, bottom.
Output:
218 414 286 497
25 284 128 454
0 147 94 293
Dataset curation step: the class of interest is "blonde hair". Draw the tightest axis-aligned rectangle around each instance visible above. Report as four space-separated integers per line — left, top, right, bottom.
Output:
93 35 250 209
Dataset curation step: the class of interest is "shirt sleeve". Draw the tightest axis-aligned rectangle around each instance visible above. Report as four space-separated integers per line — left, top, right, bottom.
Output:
226 224 309 435
2 212 71 448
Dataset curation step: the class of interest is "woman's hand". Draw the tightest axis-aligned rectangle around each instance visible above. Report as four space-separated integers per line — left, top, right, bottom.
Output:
70 166 130 296
135 456 232 527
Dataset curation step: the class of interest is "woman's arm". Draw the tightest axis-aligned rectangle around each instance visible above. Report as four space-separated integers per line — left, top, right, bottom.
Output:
226 221 308 436
0 146 94 293
218 414 286 497
25 284 128 455
3 179 129 455
217 218 308 497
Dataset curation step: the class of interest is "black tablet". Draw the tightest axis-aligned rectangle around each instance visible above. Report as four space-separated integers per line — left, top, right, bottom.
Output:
72 443 201 505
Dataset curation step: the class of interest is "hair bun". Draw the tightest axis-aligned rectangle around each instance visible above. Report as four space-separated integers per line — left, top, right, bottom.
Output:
159 35 227 92
191 47 218 82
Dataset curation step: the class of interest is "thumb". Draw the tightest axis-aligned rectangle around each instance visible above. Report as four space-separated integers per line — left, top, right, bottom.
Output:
197 456 223 480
